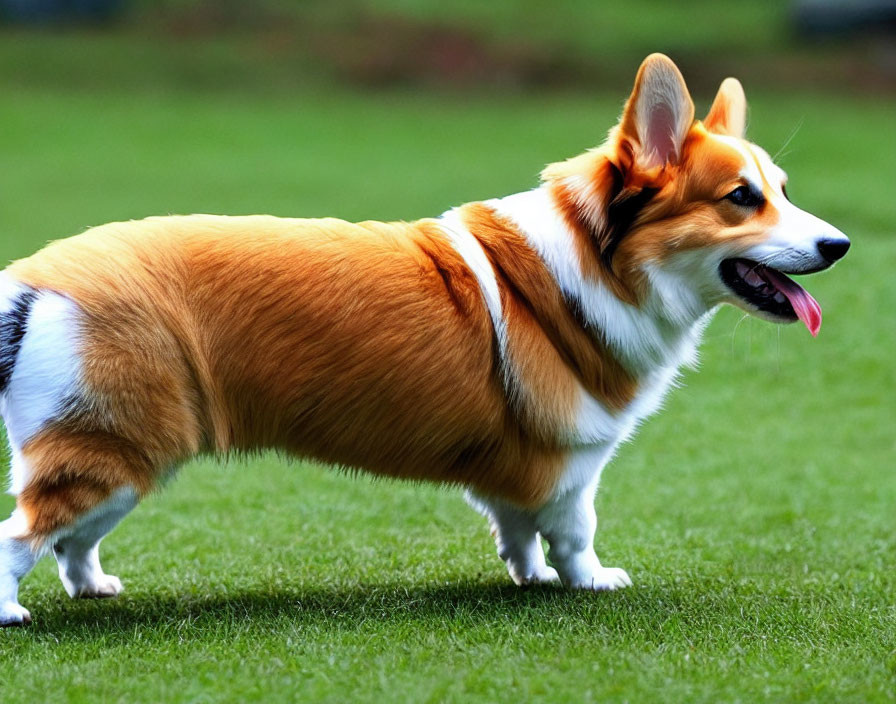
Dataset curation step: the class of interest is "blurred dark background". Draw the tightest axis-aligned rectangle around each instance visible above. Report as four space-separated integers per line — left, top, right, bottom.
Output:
1 0 895 95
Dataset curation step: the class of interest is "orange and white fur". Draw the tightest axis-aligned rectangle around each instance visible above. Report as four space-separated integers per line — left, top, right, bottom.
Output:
0 55 849 626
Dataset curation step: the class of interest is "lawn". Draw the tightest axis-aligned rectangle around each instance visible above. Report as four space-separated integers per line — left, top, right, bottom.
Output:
0 35 894 703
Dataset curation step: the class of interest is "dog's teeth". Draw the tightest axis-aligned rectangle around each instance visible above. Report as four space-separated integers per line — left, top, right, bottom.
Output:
744 271 764 287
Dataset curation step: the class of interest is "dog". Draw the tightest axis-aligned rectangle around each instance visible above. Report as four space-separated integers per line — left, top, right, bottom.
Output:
0 54 849 626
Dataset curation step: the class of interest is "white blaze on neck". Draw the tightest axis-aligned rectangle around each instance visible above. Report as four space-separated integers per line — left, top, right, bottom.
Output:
488 187 704 374
438 208 504 338
437 208 514 392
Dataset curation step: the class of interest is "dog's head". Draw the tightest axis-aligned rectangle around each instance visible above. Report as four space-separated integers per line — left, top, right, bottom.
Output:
543 53 849 336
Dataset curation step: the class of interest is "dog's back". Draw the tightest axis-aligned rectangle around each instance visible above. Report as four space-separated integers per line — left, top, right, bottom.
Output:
4 214 575 530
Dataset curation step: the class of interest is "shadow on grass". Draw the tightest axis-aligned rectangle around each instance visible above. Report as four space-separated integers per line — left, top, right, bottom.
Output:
13 576 886 651
19 578 712 642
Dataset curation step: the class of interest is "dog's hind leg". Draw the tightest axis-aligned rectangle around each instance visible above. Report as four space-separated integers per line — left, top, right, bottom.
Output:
0 423 159 624
0 510 39 626
0 280 189 623
52 487 137 599
0 483 138 625
466 491 559 586
17 427 156 608
0 282 81 625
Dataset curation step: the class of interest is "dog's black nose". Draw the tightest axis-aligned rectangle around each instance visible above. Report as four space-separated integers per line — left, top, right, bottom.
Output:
817 237 850 263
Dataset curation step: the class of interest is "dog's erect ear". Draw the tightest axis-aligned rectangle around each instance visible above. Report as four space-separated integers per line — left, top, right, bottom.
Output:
618 54 695 170
704 77 747 138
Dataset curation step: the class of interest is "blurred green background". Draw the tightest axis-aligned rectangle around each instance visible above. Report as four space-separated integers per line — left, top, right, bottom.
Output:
1 2 894 703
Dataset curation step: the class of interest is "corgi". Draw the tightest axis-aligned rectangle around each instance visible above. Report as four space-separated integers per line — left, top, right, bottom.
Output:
0 54 849 626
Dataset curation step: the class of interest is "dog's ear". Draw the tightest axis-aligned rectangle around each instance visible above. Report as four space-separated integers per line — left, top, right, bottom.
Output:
704 77 747 138
618 53 695 171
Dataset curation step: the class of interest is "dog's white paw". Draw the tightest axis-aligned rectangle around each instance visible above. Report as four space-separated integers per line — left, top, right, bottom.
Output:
512 565 560 587
71 575 123 599
0 602 32 627
568 567 632 591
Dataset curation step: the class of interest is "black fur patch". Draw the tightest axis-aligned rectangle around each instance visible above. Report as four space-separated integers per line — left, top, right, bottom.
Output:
599 164 658 269
0 289 38 393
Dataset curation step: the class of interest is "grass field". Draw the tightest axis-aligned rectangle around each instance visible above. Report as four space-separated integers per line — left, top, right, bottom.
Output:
0 34 895 704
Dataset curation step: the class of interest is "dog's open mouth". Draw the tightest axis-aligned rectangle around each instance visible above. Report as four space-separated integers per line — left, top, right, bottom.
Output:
719 258 822 336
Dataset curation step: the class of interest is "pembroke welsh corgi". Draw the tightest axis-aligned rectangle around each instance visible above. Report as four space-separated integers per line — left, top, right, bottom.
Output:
0 54 849 626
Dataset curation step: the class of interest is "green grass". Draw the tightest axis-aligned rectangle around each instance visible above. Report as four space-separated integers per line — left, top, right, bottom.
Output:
1 42 895 704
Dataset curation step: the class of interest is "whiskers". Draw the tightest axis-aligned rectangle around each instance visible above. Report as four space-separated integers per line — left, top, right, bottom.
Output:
727 312 785 373
774 118 804 163
730 312 752 354
775 325 781 374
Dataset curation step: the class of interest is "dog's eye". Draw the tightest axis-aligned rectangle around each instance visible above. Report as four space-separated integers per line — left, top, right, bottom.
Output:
725 185 764 208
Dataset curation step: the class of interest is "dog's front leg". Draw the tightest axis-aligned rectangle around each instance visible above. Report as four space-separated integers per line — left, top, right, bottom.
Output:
466 491 559 586
536 482 631 591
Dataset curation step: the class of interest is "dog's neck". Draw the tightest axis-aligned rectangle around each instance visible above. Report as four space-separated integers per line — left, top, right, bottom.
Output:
483 185 713 380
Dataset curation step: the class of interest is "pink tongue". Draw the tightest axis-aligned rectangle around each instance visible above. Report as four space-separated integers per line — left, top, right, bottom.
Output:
762 268 823 337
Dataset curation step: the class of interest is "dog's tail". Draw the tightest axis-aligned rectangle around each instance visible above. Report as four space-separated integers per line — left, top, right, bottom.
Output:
0 274 38 395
